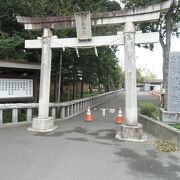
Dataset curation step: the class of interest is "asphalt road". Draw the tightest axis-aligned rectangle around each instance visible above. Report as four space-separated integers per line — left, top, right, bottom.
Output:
0 92 179 180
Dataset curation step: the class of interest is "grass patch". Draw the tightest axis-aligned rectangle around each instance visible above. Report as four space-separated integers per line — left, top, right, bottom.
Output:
138 102 160 120
170 124 180 130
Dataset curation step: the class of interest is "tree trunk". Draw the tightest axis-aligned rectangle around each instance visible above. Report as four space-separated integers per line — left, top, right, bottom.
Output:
160 11 172 109
55 73 58 102
98 83 101 94
72 79 75 100
80 78 84 98
106 84 110 92
89 82 93 93
33 73 38 103
61 76 64 98
72 65 76 100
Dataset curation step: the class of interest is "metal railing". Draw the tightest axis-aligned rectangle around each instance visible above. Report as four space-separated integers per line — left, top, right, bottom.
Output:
0 90 120 126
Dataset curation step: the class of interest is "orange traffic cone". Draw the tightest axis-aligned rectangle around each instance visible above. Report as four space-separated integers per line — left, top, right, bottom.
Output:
85 106 92 122
116 109 123 124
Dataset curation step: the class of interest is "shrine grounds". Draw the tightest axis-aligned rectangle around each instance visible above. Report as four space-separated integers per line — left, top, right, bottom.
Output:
0 93 179 180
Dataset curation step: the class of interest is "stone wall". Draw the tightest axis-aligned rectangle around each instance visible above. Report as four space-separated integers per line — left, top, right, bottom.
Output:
160 108 180 124
139 114 180 146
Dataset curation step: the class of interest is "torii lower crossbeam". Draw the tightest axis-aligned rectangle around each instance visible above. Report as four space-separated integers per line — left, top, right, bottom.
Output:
25 32 159 49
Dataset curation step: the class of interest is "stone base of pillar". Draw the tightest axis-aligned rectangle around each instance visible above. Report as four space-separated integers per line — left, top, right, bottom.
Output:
115 123 147 142
28 117 57 132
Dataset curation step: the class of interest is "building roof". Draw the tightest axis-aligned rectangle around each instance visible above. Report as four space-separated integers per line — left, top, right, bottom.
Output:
144 79 163 84
0 60 40 70
137 83 144 87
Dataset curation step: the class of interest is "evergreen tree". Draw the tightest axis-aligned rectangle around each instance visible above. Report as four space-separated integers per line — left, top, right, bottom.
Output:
0 0 123 100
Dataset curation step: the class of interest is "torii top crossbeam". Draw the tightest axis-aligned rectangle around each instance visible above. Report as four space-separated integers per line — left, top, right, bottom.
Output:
17 1 171 30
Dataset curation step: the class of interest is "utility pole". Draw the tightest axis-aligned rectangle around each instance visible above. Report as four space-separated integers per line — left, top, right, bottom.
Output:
57 49 62 103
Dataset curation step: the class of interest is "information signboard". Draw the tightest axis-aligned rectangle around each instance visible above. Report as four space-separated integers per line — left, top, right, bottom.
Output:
0 78 33 99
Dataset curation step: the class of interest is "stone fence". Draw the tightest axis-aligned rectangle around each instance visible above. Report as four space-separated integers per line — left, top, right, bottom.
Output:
139 114 180 147
0 90 120 127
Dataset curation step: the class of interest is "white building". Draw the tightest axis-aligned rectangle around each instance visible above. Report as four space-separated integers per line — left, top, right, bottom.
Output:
144 79 163 92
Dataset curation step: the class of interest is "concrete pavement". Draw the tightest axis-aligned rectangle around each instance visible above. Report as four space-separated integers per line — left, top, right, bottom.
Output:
0 92 179 180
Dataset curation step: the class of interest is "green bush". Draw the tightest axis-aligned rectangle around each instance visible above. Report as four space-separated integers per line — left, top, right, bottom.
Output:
3 110 12 123
138 102 160 120
3 110 26 123
18 110 26 122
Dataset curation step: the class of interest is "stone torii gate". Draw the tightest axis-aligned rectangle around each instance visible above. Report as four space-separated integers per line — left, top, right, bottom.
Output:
17 1 171 141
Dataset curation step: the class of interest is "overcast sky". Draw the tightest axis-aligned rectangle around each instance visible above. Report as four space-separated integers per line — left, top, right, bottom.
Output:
113 0 180 79
116 36 180 79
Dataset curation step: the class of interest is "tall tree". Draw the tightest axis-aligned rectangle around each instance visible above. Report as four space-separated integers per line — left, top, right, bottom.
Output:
0 0 123 100
124 0 180 107
136 67 157 83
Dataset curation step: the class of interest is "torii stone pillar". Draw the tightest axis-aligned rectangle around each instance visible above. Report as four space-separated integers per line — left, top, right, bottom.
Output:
28 28 57 132
115 22 144 141
124 22 137 126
